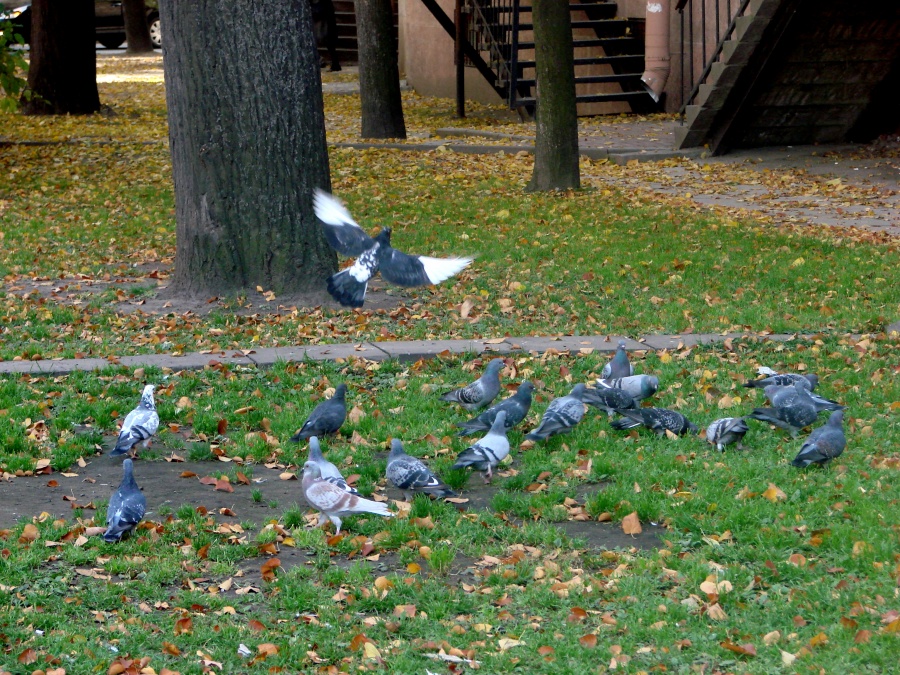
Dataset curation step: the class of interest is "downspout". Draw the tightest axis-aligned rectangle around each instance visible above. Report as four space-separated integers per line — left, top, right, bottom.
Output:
641 0 670 103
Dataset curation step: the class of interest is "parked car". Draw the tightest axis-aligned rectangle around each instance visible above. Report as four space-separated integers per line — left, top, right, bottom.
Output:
2 1 161 49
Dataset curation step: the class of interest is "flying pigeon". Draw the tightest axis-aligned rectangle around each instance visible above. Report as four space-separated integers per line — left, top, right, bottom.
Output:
386 439 456 500
525 384 587 442
452 411 510 483
103 458 146 543
583 384 637 417
456 381 535 437
110 384 160 458
601 340 634 380
597 374 659 402
744 372 818 391
440 358 505 411
705 417 749 452
305 436 358 494
289 384 348 442
791 410 846 468
763 385 844 413
300 461 392 534
610 408 698 436
748 383 818 437
314 189 473 308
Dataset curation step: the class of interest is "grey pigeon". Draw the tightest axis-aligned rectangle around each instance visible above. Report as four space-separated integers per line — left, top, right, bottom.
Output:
525 384 587 442
748 382 818 437
314 190 473 307
289 384 348 442
763 385 844 413
583 384 637 417
791 411 846 468
611 408 698 436
104 458 146 543
110 384 160 458
306 436 358 494
744 373 818 391
301 461 392 534
705 417 749 452
598 375 659 402
452 410 510 483
456 381 535 437
386 439 456 500
601 340 634 379
440 358 505 411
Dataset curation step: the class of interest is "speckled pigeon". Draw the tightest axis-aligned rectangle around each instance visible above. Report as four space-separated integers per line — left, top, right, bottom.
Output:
601 340 634 380
525 384 587 442
791 411 846 468
705 417 749 452
452 410 510 483
104 458 146 543
289 384 348 442
611 407 698 436
440 358 505 411
744 372 818 391
305 436 358 494
386 439 456 500
583 384 637 417
456 381 535 437
301 462 392 534
314 190 473 308
748 382 818 437
110 384 159 458
763 385 844 413
597 374 659 402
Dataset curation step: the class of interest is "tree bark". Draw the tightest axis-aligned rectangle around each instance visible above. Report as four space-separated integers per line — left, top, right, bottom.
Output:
159 0 336 298
356 0 406 139
123 0 154 54
21 0 99 115
526 0 580 192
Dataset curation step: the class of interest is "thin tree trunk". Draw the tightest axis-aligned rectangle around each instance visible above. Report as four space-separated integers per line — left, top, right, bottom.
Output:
22 0 99 115
526 0 580 192
356 0 406 139
123 0 154 54
159 0 336 298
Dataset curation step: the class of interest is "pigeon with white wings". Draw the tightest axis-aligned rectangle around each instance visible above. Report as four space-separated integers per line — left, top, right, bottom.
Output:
452 411 510 483
104 459 146 543
705 417 749 452
289 384 348 442
301 462 392 534
110 385 159 458
314 190 473 307
601 340 634 379
525 384 587 442
791 411 846 468
386 439 456 500
440 358 505 411
305 436 358 494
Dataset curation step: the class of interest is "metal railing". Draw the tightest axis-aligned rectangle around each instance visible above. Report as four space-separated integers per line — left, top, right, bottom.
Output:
466 0 522 105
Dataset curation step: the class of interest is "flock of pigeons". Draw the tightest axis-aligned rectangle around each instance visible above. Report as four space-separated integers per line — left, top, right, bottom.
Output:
101 343 848 540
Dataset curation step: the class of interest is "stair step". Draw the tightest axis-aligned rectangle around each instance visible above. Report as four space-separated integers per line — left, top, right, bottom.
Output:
517 36 640 51
517 54 645 70
516 18 640 33
501 2 619 17
518 72 644 87
516 90 652 106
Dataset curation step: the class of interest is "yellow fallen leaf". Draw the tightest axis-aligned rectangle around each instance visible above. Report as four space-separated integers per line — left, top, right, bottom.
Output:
762 483 786 502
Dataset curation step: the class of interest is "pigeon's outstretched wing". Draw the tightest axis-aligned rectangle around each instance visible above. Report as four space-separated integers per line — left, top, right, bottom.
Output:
452 411 510 482
705 417 749 452
611 408 697 436
440 358 505 411
379 247 473 288
110 385 159 457
314 189 375 256
525 384 586 442
104 459 147 542
290 384 348 441
791 411 846 467
386 439 456 499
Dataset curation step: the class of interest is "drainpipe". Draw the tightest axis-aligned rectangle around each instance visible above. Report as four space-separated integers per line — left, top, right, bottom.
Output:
641 0 670 103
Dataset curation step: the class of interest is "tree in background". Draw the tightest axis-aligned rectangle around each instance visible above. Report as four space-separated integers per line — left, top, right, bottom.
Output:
356 0 406 139
0 16 29 112
123 0 155 54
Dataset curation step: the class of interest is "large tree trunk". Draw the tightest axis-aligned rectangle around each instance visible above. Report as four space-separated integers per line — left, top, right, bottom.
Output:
159 0 336 299
123 0 154 54
526 0 580 192
356 0 406 139
21 0 99 115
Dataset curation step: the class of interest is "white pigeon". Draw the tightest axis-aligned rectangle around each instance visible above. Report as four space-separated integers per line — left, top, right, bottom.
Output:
451 410 510 483
305 436 358 494
300 461 392 534
110 385 160 458
104 458 146 542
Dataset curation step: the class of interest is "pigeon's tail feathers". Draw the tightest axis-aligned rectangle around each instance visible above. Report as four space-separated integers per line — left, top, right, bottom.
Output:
452 447 488 472
327 270 368 308
610 411 642 431
347 497 393 517
456 421 486 437
790 455 815 468
289 428 312 442
103 523 129 543
424 484 458 498
418 256 473 284
111 426 151 455
439 390 462 403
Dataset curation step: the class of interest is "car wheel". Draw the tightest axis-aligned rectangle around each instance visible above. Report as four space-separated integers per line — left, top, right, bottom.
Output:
98 35 124 49
148 15 161 48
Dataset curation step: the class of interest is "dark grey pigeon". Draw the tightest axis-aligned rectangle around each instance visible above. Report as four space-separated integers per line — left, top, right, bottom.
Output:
457 381 535 437
583 384 637 417
289 384 348 442
598 374 659 402
611 408 698 436
440 358 505 411
314 190 472 307
452 411 510 483
763 385 844 413
791 411 846 468
748 383 818 437
110 384 160 458
744 373 818 391
601 340 634 380
306 436 358 494
104 459 146 543
525 384 587 442
705 417 749 452
386 439 456 500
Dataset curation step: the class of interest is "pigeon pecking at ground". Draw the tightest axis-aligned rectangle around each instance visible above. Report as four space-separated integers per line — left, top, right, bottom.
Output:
583 383 637 417
314 189 473 308
103 458 147 543
601 340 634 380
748 382 818 437
440 358 505 411
289 384 348 442
452 410 510 483
110 384 160 458
790 410 846 468
301 461 392 535
611 407 698 436
763 384 844 413
705 417 750 451
597 374 659 402
744 372 818 391
386 439 456 500
305 436 358 494
456 381 535 437
525 383 587 442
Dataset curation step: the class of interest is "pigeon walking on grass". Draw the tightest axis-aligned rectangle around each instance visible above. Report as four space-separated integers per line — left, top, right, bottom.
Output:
289 384 348 441
525 384 587 442
611 408 698 436
456 381 535 437
452 411 510 483
314 190 473 308
440 358 505 411
110 384 159 458
763 385 844 413
583 384 637 417
597 375 659 402
305 436 358 494
744 372 818 391
790 410 846 468
103 459 146 543
705 417 749 452
386 439 456 500
301 461 392 535
601 340 634 380
748 382 818 437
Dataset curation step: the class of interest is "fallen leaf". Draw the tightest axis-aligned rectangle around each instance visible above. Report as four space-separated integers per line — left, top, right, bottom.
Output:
621 511 642 535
